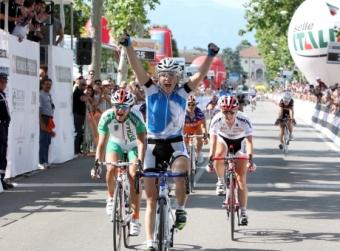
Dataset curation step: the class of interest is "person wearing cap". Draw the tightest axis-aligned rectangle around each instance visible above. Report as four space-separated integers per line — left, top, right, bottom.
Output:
0 72 13 190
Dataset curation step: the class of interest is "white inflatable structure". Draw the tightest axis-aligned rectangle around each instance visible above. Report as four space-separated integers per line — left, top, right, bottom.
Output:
288 0 340 85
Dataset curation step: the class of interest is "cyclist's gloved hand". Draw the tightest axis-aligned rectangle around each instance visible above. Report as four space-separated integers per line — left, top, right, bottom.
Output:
91 159 102 179
292 119 297 126
248 161 257 172
135 159 143 172
203 133 209 144
119 33 131 47
207 43 220 57
274 118 280 126
206 155 214 173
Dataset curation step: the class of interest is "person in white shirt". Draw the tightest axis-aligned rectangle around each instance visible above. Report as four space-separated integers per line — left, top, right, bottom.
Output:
208 95 256 225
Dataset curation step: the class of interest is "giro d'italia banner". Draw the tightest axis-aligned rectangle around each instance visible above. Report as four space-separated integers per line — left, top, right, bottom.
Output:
48 45 75 163
6 34 40 178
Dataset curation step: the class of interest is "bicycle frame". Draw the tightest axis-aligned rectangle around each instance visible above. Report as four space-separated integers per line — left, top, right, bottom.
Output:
186 134 204 193
281 118 290 154
213 154 248 241
100 160 134 251
141 170 187 251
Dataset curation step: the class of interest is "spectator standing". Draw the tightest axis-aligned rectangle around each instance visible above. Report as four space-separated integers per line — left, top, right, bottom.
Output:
73 76 89 155
0 0 21 33
40 17 64 46
39 78 55 169
0 71 13 190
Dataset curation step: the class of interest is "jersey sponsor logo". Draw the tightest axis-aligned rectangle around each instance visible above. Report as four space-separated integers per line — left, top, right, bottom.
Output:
126 121 136 142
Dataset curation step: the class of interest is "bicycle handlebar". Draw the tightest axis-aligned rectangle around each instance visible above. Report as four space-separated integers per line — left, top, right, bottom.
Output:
140 171 187 178
212 156 249 161
99 161 135 167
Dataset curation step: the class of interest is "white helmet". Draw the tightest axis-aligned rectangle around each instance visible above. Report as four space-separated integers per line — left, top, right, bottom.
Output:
156 57 181 73
111 89 135 107
283 92 292 102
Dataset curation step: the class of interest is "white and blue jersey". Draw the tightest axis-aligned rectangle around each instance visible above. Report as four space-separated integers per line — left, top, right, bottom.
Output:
143 79 192 139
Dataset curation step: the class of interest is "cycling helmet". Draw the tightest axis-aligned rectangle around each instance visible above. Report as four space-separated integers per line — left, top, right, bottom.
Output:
156 57 181 73
282 92 292 103
111 89 135 107
218 95 239 111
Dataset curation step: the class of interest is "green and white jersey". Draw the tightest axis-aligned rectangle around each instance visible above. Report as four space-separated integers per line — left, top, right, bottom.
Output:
98 108 146 151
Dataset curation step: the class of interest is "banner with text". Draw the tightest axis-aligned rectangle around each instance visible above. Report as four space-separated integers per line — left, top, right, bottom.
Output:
6 34 40 178
48 46 75 163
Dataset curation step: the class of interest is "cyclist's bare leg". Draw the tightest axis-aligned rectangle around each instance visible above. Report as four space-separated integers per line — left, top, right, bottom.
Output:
196 137 203 154
172 156 189 206
129 162 141 220
288 120 293 134
144 177 158 241
279 125 284 144
214 141 227 178
105 152 119 198
235 160 248 209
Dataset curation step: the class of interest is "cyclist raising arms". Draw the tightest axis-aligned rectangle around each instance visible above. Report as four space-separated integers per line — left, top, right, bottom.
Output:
121 34 219 251
208 95 255 225
91 89 146 236
184 95 208 164
275 91 296 149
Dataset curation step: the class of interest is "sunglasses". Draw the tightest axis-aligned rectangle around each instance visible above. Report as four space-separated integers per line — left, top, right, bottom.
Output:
223 110 236 115
188 103 196 107
113 104 130 110
159 72 176 78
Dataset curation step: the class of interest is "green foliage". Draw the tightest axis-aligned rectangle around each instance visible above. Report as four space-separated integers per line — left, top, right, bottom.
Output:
222 40 251 74
172 39 179 57
241 0 305 79
103 0 160 39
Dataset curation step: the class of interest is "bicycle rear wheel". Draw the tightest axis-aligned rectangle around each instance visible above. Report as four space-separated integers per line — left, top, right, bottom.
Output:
113 183 123 251
156 198 167 251
229 176 236 241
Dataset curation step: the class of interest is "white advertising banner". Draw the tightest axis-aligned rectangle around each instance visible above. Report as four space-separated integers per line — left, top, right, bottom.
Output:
6 35 40 178
48 46 75 163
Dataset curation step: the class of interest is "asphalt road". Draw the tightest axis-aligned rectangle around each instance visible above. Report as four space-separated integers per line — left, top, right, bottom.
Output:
1 100 340 251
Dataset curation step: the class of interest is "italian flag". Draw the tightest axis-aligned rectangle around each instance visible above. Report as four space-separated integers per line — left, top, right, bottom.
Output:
326 3 339 16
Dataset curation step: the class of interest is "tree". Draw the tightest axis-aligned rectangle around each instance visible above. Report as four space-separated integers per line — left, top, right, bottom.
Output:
172 38 179 57
240 0 304 79
90 0 104 79
103 0 160 84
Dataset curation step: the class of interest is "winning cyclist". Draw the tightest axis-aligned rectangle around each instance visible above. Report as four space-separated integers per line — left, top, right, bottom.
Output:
274 91 296 149
121 33 219 251
184 95 208 164
91 89 146 236
208 95 255 225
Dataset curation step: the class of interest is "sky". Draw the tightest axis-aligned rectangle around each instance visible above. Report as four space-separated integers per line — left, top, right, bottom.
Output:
147 0 256 51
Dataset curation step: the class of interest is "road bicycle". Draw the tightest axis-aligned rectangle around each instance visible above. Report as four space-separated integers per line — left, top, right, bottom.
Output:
281 118 291 155
136 164 189 251
98 159 134 251
213 153 249 241
185 134 204 193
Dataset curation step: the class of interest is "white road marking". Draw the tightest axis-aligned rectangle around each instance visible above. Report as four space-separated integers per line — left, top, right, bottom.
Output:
12 182 340 189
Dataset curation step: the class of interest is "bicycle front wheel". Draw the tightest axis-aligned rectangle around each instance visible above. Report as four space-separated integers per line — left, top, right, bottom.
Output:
113 183 123 251
123 189 131 248
156 198 167 251
229 176 236 241
189 148 196 193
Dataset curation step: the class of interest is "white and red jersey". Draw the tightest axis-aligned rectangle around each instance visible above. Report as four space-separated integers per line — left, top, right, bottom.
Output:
209 111 253 140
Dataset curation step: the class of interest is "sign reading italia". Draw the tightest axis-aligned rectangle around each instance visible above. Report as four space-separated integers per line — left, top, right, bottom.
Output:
288 0 340 85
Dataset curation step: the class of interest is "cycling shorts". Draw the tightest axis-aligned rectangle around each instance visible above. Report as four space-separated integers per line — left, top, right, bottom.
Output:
106 141 138 160
217 135 246 154
184 127 203 144
144 136 188 171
